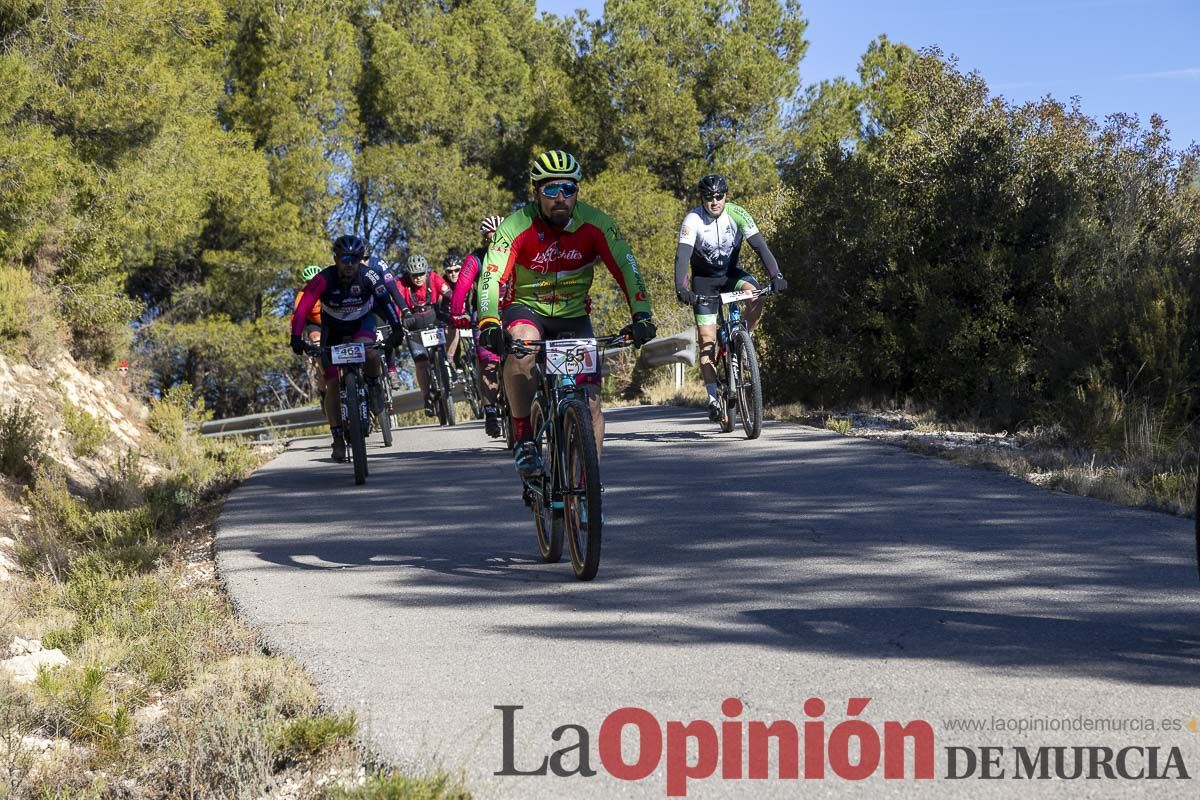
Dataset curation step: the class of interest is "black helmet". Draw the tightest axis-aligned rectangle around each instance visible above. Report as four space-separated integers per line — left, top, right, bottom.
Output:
697 174 729 196
332 234 367 261
443 252 464 269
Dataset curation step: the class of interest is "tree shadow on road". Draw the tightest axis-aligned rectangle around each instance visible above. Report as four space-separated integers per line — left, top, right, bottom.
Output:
219 408 1200 688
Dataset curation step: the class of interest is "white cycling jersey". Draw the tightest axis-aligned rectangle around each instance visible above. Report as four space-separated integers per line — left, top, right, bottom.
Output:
677 203 760 278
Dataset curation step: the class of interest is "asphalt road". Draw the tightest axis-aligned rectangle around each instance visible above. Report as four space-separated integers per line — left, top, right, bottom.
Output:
216 406 1200 798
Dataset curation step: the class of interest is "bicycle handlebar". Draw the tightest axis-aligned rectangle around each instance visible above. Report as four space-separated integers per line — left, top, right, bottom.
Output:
692 285 775 305
507 332 634 357
302 341 384 357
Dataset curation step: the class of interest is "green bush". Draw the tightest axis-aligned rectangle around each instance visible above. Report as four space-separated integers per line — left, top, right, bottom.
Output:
0 400 45 483
41 555 242 690
19 469 163 575
273 712 356 763
326 772 472 800
94 449 145 511
61 399 109 458
31 663 132 753
825 417 853 435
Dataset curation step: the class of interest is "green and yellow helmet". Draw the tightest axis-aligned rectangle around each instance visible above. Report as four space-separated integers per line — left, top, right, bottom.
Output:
529 150 582 184
301 264 322 282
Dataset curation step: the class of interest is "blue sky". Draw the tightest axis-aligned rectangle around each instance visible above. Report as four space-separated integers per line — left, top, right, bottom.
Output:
534 0 1200 148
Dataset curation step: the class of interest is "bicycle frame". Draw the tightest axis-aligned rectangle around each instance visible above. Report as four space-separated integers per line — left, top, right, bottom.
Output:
512 334 630 507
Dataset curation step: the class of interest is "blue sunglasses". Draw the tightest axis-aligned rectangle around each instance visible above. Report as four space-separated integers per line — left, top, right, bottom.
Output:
540 182 579 199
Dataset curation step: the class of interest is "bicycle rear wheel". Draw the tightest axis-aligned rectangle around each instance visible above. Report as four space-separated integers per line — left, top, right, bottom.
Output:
732 328 763 439
562 399 602 580
530 396 562 563
344 372 368 485
499 383 515 450
463 347 484 419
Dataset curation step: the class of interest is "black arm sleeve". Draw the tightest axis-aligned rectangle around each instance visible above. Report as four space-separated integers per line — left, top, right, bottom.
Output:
746 233 780 277
674 243 694 291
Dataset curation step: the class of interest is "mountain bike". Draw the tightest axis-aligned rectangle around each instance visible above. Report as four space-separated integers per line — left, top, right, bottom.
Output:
411 321 456 427
372 324 396 447
458 330 485 420
510 332 634 580
304 340 386 485
696 285 773 439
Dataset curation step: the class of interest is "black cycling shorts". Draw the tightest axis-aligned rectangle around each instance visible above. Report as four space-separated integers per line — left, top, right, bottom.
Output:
502 304 599 387
690 267 759 325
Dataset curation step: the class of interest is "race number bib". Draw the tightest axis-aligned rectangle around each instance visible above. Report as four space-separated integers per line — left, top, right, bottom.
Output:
330 343 366 364
720 289 757 305
420 327 446 347
545 339 598 376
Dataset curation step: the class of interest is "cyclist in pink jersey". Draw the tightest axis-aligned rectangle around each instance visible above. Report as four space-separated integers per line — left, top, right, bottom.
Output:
452 215 506 437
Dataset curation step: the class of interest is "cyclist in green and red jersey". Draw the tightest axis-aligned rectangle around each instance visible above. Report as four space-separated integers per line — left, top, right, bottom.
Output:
477 150 657 476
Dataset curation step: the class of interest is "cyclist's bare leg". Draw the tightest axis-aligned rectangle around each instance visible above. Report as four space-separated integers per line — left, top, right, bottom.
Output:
305 328 326 395
744 295 766 331
323 379 339 430
697 323 719 384
503 322 540 417
445 327 460 364
480 360 499 405
364 348 383 379
585 385 604 458
414 359 431 397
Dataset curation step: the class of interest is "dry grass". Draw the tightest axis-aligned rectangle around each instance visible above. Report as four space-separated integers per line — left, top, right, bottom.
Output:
0 389 442 799
762 401 1198 518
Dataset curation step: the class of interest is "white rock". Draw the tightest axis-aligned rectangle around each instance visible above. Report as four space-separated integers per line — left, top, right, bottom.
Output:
134 701 168 728
1 648 70 684
7 637 41 657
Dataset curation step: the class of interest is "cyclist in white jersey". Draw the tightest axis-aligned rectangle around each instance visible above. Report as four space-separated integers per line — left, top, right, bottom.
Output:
675 174 787 420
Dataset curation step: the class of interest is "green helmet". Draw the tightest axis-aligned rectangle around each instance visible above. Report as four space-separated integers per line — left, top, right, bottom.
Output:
301 264 322 282
529 150 582 184
406 254 430 276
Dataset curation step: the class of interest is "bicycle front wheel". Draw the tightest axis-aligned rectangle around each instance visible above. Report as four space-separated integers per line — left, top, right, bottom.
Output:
716 346 734 433
345 372 368 485
436 353 455 426
530 396 562 563
732 328 763 440
561 399 602 580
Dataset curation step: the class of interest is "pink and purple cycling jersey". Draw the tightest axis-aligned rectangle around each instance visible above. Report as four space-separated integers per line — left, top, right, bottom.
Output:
291 264 402 336
451 247 501 363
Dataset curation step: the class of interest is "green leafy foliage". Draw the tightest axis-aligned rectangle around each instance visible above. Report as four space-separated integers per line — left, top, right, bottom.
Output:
61 400 109 458
764 44 1200 446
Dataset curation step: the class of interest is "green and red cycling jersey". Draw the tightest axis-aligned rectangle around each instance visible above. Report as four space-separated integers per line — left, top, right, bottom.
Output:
476 201 652 327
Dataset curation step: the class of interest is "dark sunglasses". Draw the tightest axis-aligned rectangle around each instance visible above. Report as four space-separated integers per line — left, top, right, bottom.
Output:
540 182 579 199
336 254 360 264
702 193 726 202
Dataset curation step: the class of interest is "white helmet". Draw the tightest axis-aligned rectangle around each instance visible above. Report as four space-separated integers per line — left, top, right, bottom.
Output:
480 215 505 236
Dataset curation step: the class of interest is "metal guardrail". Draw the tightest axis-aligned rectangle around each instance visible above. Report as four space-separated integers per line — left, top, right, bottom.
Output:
200 329 697 438
200 385 466 438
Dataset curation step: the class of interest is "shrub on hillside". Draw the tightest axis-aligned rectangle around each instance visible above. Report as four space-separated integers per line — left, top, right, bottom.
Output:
61 398 109 458
0 401 44 483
